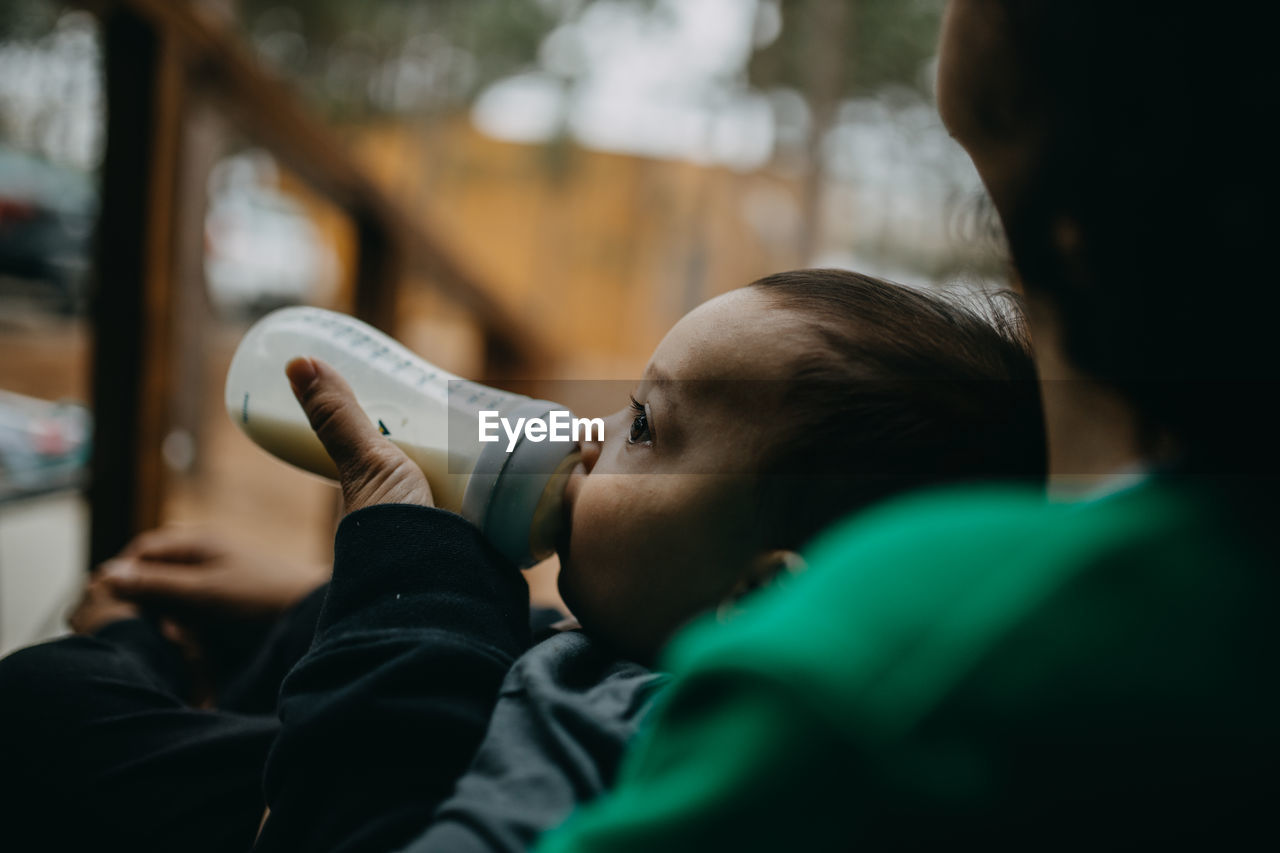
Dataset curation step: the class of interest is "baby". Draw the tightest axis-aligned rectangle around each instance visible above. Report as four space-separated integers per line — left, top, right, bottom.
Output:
557 268 1045 660
260 268 1045 850
0 268 1045 853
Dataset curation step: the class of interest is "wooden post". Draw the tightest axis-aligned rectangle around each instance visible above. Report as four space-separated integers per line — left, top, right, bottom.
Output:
88 9 184 566
167 101 224 476
79 0 544 569
352 211 402 335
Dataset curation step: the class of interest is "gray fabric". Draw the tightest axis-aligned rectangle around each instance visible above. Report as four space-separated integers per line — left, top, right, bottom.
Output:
401 631 666 853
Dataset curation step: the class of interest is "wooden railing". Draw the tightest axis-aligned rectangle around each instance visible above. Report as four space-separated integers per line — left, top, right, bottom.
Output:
79 0 544 565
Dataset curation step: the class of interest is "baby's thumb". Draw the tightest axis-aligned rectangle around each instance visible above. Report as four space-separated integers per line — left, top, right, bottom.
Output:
286 357 388 481
285 356 432 514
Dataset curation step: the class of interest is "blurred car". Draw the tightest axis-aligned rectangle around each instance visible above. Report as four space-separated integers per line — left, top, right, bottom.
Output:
0 145 96 315
0 389 91 501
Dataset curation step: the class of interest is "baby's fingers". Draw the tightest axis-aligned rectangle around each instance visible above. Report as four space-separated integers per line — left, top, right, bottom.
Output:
285 356 432 513
285 357 387 480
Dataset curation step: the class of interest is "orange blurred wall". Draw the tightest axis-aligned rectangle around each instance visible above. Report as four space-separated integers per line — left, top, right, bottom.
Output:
347 116 806 381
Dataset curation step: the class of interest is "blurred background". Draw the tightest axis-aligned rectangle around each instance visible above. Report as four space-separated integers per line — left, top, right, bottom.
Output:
0 0 1002 653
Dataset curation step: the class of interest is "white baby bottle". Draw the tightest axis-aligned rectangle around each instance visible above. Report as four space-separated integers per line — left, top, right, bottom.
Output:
224 306 579 567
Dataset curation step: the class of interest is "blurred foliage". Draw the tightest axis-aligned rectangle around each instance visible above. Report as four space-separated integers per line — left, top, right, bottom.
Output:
0 0 61 39
4 0 944 121
240 0 944 122
239 0 570 119
750 0 943 96
0 0 102 170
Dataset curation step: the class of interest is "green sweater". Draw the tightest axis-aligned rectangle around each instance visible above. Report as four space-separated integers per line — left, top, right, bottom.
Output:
539 479 1277 850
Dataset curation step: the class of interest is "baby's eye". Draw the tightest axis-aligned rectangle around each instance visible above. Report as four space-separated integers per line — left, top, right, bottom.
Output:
627 397 653 446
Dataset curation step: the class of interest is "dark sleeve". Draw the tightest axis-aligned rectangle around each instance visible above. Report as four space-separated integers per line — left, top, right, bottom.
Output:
535 669 847 853
255 504 531 853
93 617 190 696
401 632 667 853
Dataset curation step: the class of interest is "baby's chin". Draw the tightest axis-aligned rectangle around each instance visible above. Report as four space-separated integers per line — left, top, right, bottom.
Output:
553 555 583 624
553 519 573 568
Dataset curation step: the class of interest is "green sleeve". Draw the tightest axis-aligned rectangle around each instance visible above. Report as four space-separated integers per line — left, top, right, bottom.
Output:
535 484 1081 851
536 666 850 852
539 480 1243 850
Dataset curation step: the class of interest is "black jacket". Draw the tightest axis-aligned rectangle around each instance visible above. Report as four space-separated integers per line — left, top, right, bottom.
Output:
256 504 662 853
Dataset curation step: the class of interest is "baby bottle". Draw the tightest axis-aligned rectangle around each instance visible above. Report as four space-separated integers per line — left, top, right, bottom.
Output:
224 306 579 567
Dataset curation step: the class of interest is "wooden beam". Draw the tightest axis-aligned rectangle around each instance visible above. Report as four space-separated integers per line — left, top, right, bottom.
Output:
91 0 545 365
352 212 403 337
88 9 184 566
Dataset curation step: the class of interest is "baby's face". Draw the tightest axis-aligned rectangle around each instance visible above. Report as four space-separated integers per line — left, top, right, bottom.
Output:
556 287 811 661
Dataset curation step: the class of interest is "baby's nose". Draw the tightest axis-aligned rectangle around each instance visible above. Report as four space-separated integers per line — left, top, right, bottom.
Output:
578 431 602 474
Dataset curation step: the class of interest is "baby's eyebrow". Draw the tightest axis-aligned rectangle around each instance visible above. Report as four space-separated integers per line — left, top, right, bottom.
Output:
643 365 673 385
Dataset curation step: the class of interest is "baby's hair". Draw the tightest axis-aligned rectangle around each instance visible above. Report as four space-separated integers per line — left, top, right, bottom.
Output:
750 269 1046 550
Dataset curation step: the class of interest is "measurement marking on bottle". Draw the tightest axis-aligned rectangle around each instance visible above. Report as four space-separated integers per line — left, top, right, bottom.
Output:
378 419 390 436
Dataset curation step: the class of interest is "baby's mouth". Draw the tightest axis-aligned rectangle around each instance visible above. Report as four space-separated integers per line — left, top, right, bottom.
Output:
555 460 585 559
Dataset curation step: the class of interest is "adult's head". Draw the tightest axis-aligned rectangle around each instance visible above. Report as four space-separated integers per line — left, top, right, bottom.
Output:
936 1 1279 476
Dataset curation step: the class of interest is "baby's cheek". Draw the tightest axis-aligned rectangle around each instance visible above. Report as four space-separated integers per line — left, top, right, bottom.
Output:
563 479 634 582
571 480 662 584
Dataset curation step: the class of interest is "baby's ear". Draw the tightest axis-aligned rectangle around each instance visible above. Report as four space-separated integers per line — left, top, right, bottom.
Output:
719 550 808 619
750 549 807 589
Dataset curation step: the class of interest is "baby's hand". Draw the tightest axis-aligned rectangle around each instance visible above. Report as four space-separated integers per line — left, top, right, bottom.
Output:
285 356 434 515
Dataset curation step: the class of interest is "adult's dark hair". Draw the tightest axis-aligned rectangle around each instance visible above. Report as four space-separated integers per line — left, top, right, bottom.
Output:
979 1 1279 476
750 269 1046 550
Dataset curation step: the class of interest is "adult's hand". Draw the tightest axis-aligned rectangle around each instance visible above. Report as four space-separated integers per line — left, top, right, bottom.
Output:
285 356 434 514
68 573 141 635
99 527 328 619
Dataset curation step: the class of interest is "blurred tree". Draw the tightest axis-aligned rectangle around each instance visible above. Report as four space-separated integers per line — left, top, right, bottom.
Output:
0 0 60 39
749 0 942 98
749 0 944 262
0 2 102 170
238 0 569 120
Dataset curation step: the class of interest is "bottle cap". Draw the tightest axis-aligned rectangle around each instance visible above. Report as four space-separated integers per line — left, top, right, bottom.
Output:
461 400 580 567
